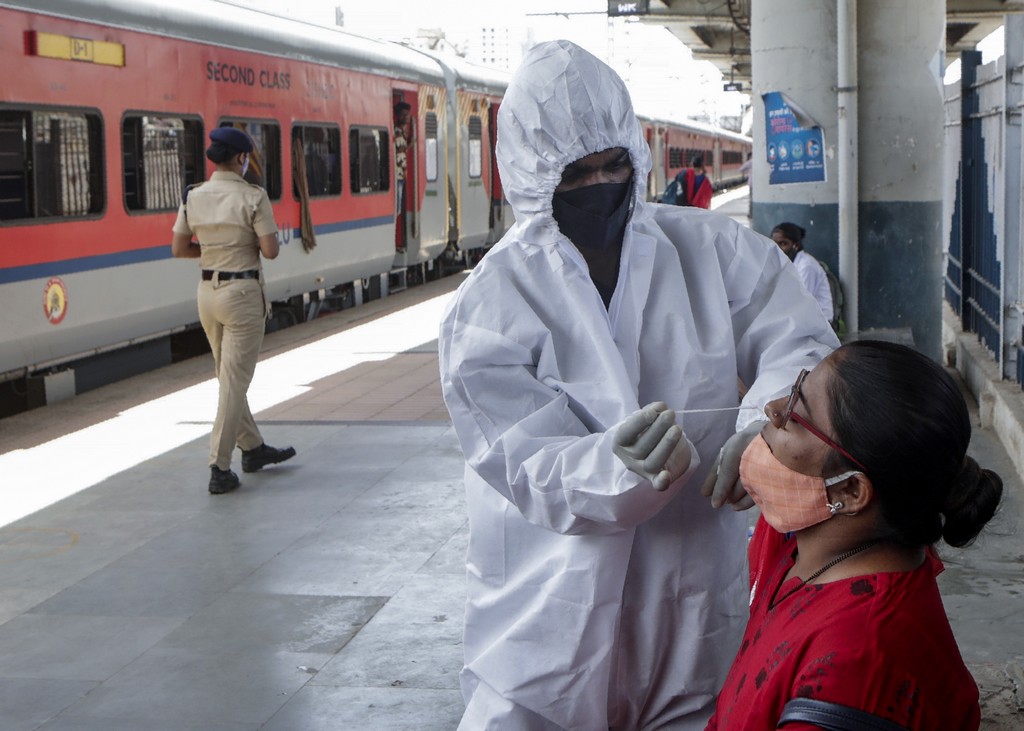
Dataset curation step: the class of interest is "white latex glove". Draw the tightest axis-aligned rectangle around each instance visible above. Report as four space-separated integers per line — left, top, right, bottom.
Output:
700 420 765 509
613 402 692 491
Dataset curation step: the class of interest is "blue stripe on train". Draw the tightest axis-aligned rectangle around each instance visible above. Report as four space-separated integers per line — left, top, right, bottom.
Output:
0 216 393 285
294 215 392 236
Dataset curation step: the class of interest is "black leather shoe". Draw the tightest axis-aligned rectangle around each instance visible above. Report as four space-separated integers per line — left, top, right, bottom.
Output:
241 443 296 473
209 466 240 494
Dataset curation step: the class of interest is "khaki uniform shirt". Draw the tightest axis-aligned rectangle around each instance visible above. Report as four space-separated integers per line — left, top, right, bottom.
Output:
172 171 277 272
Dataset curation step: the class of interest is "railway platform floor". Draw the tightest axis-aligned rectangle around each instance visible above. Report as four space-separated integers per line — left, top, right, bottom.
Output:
1 190 1022 729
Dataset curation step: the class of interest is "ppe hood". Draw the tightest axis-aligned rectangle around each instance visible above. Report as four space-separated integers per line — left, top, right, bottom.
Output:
496 40 653 245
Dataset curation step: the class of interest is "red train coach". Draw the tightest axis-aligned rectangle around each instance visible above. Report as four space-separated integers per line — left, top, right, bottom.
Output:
0 0 508 411
639 113 752 202
0 0 746 414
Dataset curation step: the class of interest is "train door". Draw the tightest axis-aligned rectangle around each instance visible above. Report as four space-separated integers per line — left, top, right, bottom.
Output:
487 99 508 242
455 93 490 251
401 86 448 268
643 125 655 201
392 90 416 253
643 123 668 202
661 128 671 197
713 138 722 188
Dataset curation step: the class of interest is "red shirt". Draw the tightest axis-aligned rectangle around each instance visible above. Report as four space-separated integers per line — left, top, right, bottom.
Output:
683 168 713 208
705 517 980 731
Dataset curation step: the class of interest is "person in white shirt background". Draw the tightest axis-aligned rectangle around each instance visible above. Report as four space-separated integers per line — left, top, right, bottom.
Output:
771 222 834 324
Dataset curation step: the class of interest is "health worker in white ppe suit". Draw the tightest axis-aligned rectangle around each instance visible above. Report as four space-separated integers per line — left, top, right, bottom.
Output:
438 40 840 731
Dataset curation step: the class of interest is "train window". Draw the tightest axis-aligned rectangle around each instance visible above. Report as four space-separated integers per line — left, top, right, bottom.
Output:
0 108 104 223
218 120 282 200
348 126 390 194
468 115 482 179
424 113 439 182
668 147 683 168
292 124 341 198
122 115 203 212
722 150 743 165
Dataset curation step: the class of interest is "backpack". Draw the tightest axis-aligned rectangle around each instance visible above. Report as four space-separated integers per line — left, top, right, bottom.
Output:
662 178 681 205
817 260 845 334
662 174 689 205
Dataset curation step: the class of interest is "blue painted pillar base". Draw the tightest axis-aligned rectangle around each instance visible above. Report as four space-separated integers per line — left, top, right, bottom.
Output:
752 200 942 361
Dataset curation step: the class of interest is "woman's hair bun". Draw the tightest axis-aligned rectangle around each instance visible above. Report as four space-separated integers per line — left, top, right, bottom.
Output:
941 455 1003 547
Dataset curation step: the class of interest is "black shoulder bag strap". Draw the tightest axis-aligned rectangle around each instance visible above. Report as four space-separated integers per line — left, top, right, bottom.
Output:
778 698 910 731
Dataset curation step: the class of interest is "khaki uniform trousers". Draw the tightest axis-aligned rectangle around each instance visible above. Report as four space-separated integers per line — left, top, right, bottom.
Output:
197 277 266 469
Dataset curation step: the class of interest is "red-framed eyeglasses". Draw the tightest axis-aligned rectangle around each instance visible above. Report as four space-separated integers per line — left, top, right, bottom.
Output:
780 370 867 471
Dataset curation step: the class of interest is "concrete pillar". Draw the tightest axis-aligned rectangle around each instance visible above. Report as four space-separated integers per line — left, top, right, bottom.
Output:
750 0 946 359
1003 14 1024 381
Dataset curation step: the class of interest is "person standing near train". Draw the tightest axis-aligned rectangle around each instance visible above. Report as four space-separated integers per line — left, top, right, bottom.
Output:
682 155 714 208
665 154 714 208
438 40 838 730
394 101 412 252
171 127 296 494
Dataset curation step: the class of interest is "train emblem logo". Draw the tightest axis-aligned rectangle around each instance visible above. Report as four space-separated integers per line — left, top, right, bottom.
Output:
43 278 68 325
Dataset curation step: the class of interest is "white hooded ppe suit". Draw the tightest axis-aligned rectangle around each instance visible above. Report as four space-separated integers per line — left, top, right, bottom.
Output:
439 40 840 730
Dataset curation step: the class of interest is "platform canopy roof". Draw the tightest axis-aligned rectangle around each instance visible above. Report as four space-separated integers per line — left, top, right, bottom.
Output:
621 0 1023 92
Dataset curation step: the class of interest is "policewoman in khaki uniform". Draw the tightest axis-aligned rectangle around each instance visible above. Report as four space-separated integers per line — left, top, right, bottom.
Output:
171 127 295 494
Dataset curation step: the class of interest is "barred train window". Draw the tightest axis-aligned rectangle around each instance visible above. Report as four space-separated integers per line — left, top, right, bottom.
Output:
292 123 341 198
348 126 390 194
722 150 744 165
425 112 439 182
218 119 283 200
0 108 104 222
468 115 482 179
123 115 203 212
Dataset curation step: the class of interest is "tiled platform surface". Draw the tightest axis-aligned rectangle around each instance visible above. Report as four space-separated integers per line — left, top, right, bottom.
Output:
0 273 470 730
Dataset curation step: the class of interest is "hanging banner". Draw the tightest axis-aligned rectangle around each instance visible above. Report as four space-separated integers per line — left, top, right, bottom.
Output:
763 91 826 185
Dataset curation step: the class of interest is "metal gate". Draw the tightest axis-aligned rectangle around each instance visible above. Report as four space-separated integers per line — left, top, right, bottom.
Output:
944 33 1024 388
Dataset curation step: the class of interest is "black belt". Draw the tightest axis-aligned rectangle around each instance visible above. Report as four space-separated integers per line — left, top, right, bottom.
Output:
201 269 259 281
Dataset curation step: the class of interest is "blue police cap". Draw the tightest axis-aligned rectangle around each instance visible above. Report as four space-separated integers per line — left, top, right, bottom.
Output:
209 127 254 153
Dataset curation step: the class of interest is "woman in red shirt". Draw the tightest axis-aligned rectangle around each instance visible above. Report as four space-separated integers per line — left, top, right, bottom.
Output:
705 340 1003 730
678 155 714 209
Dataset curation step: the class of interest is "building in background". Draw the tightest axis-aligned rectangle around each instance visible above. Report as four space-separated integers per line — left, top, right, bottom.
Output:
468 26 516 71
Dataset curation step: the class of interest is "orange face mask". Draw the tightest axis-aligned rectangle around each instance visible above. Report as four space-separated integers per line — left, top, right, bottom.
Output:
739 434 860 533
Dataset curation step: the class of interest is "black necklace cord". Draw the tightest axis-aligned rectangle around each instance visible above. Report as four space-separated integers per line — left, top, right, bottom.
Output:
769 538 889 610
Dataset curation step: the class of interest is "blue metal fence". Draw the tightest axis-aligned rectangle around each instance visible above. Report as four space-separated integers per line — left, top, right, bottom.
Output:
947 51 1005 370
945 175 963 317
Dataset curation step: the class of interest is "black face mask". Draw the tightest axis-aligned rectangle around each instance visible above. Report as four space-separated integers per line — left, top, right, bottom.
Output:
551 180 633 251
